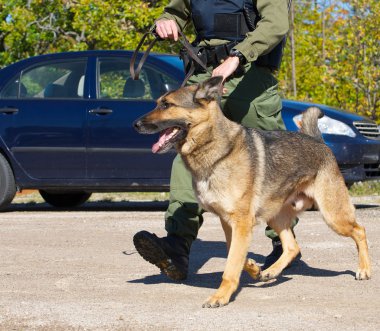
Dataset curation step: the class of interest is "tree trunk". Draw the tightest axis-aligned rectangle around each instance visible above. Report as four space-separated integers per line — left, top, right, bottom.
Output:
290 0 297 97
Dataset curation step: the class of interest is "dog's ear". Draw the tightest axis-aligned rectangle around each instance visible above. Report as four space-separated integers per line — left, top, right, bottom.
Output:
194 76 223 101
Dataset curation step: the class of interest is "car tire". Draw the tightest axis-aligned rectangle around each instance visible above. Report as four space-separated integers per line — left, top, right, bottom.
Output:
39 190 92 208
0 154 16 211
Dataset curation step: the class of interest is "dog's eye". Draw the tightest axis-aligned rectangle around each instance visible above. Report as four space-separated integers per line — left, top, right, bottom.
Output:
160 102 172 110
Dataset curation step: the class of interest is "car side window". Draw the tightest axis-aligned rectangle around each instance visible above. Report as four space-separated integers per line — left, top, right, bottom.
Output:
7 59 87 99
0 75 27 99
98 57 180 100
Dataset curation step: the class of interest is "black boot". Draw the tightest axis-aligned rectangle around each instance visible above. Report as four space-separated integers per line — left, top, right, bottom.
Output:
133 231 190 281
262 240 301 270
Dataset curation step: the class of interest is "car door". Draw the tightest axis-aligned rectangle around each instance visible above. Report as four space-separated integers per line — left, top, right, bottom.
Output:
0 58 88 179
86 56 179 184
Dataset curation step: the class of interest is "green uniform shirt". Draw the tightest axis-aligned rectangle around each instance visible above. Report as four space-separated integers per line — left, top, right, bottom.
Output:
158 0 289 63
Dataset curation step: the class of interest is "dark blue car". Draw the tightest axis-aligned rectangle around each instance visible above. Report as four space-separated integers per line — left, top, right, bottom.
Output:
0 50 379 210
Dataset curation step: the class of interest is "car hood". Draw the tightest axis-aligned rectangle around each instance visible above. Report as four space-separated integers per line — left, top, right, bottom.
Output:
282 99 374 123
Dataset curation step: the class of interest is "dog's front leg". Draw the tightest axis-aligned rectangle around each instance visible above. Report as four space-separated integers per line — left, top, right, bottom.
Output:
203 217 253 308
220 219 261 280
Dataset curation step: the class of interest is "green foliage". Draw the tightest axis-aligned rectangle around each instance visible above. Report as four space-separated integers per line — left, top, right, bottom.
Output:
278 0 380 123
0 0 169 65
0 0 378 123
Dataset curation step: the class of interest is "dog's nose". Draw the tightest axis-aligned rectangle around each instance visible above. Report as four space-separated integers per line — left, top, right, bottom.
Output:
133 120 142 132
133 118 158 134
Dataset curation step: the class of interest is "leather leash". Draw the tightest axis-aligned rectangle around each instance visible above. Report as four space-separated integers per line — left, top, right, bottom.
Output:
130 26 210 87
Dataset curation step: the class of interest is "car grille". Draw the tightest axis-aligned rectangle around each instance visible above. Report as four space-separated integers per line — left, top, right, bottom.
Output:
339 163 380 182
364 163 380 179
353 121 380 140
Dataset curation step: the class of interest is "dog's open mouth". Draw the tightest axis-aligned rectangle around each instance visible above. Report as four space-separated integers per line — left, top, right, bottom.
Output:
152 126 183 154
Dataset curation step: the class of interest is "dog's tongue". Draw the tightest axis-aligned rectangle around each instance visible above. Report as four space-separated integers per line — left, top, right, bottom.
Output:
152 127 177 153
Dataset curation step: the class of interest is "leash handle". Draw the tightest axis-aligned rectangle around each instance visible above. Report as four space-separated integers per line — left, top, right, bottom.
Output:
130 23 210 86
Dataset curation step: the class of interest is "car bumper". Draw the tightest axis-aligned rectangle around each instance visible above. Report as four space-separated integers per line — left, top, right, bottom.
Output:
326 139 380 184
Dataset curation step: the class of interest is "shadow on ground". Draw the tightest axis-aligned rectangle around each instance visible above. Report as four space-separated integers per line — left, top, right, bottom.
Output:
7 200 169 212
127 238 356 291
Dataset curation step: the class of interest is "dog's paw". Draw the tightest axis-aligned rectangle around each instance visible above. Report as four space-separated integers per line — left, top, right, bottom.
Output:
202 295 229 308
244 258 262 280
259 269 278 282
356 268 371 280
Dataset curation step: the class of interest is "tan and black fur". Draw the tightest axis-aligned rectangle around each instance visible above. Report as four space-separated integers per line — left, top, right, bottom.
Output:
134 76 371 308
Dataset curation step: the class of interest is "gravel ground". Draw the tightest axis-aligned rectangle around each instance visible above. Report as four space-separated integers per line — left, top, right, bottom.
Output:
0 195 379 330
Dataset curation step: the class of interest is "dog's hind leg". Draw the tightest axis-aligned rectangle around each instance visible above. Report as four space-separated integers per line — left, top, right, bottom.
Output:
203 213 254 308
260 205 300 281
220 220 261 280
314 166 371 280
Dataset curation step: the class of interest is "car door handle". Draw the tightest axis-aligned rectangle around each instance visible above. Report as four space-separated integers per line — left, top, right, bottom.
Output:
0 107 19 114
89 108 113 115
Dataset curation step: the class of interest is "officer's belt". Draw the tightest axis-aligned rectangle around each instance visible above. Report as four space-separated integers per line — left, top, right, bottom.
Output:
179 41 238 76
203 42 238 67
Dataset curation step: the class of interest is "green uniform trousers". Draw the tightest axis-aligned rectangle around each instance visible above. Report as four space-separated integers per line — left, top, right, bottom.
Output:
164 62 295 248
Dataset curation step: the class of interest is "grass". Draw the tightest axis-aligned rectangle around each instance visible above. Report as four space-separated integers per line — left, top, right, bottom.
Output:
89 192 170 202
349 181 380 197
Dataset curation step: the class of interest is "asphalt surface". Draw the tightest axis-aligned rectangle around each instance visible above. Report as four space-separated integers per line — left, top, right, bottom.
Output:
0 196 379 330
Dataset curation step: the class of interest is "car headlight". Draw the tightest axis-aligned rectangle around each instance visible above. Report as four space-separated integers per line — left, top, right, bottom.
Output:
293 114 356 137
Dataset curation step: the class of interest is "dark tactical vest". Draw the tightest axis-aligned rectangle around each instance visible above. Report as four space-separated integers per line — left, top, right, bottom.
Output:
191 0 257 42
190 0 286 70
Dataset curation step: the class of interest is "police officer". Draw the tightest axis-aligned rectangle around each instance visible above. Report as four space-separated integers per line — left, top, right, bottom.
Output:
133 0 300 280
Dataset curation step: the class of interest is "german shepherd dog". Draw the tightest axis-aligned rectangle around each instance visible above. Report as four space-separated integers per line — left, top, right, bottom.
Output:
133 76 371 308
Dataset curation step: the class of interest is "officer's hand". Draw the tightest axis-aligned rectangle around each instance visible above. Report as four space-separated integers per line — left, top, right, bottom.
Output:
155 19 179 41
212 56 240 82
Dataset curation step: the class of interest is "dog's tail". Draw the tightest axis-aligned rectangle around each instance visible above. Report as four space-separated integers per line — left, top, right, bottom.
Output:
300 106 324 142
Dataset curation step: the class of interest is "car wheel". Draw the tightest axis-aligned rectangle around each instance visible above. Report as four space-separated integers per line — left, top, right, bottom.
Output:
39 190 92 208
0 154 16 211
